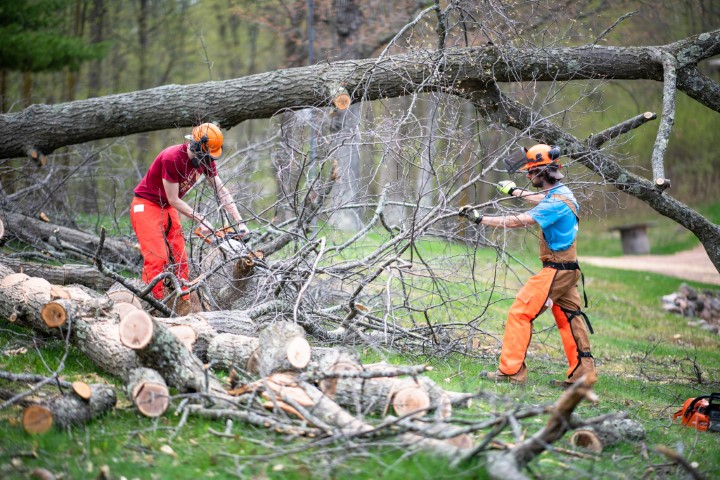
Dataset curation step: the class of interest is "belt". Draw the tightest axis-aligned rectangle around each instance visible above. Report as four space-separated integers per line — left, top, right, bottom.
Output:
542 261 579 270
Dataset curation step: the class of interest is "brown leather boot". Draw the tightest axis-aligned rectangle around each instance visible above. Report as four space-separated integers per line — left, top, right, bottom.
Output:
481 363 527 385
551 355 596 388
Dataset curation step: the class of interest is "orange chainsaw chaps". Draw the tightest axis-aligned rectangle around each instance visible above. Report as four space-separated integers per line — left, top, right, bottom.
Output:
130 197 189 300
498 268 557 376
551 304 580 376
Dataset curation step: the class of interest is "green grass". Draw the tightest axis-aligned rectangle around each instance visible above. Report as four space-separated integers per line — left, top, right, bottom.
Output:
1 231 720 479
581 200 720 257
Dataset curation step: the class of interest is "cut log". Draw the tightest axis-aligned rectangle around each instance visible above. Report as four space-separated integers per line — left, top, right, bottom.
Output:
115 302 139 320
125 315 227 397
569 429 603 452
207 333 259 371
41 301 70 328
71 381 92 400
23 384 117 432
255 321 311 377
22 405 53 434
126 368 170 417
1 255 114 290
119 310 154 349
392 383 431 417
168 325 197 350
106 281 143 309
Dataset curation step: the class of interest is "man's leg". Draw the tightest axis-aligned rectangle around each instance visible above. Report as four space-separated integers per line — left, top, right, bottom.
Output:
130 197 170 300
488 268 557 384
550 270 595 385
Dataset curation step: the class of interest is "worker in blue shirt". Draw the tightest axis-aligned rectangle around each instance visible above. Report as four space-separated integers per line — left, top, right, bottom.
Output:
459 144 595 386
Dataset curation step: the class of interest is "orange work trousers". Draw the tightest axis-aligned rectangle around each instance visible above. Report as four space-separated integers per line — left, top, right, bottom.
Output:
130 197 189 300
498 267 589 377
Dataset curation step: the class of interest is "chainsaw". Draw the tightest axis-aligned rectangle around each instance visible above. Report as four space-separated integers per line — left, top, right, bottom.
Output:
673 392 720 432
194 225 249 246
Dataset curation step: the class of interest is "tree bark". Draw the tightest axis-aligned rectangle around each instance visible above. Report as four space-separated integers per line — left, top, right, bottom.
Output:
2 31 718 160
1 212 140 269
1 256 114 290
23 383 116 432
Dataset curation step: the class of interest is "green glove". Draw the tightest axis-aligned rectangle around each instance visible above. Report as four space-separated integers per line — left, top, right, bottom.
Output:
458 205 483 224
497 180 517 195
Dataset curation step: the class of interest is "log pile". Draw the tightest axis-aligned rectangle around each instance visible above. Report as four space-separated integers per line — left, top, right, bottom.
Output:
662 283 720 334
0 250 617 472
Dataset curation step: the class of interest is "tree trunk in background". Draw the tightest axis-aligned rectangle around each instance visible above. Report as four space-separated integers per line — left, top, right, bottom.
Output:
415 94 440 222
135 0 150 159
82 0 106 213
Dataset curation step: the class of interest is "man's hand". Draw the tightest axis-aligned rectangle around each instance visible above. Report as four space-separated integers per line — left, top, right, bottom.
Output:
496 180 517 195
458 205 483 224
196 217 214 236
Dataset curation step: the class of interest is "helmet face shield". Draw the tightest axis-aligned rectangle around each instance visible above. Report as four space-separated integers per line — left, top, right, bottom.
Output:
504 147 529 173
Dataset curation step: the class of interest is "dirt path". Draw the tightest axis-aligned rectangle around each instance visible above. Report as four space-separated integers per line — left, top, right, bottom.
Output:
580 245 720 286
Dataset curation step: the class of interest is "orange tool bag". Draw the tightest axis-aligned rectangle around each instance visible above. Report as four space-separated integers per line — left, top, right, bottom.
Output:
673 393 720 432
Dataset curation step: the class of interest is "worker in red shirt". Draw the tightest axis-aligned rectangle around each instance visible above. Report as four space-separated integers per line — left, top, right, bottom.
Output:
130 123 248 307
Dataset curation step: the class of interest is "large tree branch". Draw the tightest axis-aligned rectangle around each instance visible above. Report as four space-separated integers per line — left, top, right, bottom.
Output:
1 30 718 160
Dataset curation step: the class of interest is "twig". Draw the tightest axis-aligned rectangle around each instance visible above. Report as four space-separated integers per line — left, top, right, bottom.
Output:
654 445 706 480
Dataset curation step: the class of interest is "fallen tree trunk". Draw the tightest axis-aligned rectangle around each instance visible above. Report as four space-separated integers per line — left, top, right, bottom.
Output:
1 256 114 290
254 321 311 377
2 212 140 270
22 383 116 433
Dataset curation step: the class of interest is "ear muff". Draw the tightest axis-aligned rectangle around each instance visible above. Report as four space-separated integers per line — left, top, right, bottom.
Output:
548 146 561 160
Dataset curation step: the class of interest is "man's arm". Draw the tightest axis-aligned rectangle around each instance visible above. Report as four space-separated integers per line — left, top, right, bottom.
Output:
511 189 546 204
209 175 249 232
481 213 537 228
163 179 214 234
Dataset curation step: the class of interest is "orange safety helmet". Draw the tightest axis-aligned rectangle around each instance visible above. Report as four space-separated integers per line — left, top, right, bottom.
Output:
521 144 561 171
185 123 223 159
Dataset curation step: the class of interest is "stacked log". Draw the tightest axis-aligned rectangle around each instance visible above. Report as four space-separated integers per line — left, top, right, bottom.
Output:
22 384 117 433
1 263 479 459
662 283 720 333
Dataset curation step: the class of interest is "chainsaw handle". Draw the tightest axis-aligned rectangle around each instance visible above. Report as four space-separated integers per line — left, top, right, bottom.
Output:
194 227 215 244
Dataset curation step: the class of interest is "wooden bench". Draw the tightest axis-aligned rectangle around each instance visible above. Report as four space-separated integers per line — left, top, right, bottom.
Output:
609 223 653 255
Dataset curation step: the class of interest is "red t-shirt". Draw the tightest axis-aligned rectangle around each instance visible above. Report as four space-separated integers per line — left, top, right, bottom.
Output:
134 144 217 207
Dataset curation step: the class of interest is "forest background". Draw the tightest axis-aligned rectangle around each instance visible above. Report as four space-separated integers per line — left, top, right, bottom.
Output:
1 0 719 230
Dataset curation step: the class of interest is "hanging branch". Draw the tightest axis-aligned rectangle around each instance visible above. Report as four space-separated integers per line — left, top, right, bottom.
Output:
650 49 678 191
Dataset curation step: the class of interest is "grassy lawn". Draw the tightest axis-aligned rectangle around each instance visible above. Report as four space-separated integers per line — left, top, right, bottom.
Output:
1 217 719 479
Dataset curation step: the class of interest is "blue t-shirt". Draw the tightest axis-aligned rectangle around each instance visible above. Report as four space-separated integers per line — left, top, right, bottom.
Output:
528 184 579 252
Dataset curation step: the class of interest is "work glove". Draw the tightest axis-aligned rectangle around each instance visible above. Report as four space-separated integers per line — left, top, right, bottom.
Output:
496 180 517 196
458 205 483 224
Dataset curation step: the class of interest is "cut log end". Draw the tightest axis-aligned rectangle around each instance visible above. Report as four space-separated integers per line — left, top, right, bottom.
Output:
286 337 311 369
119 310 154 349
41 303 67 328
643 111 656 119
107 288 143 309
22 405 53 434
115 302 139 320
570 429 603 453
72 381 92 400
132 382 170 417
655 178 671 191
168 325 197 350
333 93 351 110
392 386 431 417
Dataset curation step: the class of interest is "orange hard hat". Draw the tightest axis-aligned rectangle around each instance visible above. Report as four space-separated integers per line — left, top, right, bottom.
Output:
185 123 223 159
521 144 561 170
